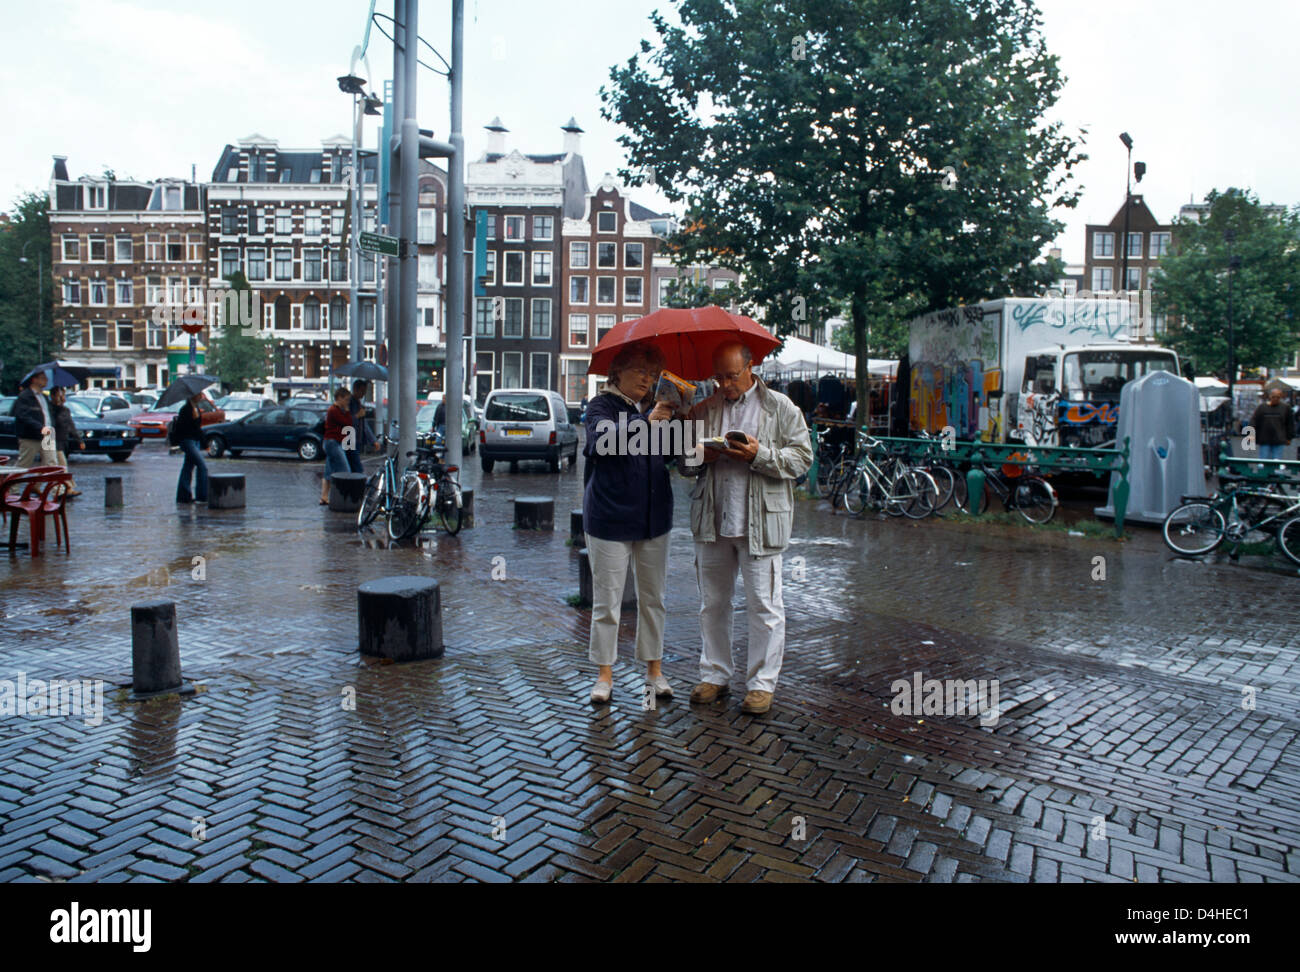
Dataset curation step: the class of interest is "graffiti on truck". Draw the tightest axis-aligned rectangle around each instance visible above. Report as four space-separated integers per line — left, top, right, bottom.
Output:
910 308 1000 440
1009 298 1139 341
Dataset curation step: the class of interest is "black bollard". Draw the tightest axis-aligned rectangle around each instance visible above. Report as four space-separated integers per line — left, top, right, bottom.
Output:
459 488 475 528
130 600 195 700
570 509 584 546
358 576 444 662
208 473 245 509
513 496 554 531
105 476 123 508
328 472 368 512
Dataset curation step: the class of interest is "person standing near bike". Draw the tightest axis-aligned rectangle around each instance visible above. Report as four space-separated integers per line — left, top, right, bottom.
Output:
321 387 354 505
1251 387 1295 462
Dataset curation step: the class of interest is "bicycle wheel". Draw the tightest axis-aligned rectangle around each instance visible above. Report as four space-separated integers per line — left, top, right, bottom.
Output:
895 469 938 519
826 459 856 506
388 476 427 540
922 464 955 511
1013 476 1056 524
437 480 463 536
1277 515 1300 565
357 469 386 529
947 464 968 510
842 469 871 515
1163 502 1226 557
814 453 840 498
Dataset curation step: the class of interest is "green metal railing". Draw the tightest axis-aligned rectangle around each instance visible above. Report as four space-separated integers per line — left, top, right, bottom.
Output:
1216 441 1300 487
805 426 1132 536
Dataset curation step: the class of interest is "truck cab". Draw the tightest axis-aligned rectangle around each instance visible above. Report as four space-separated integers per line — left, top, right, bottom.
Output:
1015 343 1180 447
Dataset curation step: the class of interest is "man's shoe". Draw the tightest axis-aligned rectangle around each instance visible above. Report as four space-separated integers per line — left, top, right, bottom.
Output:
741 690 773 714
689 682 729 704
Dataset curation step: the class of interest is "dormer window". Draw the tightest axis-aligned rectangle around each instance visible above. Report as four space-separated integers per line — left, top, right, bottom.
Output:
85 184 107 209
280 168 293 183
249 153 267 182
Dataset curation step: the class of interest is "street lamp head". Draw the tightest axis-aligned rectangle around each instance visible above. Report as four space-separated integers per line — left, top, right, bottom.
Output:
1119 132 1133 150
18 256 28 264
337 74 367 95
1134 161 1146 183
1229 255 1243 270
363 93 383 115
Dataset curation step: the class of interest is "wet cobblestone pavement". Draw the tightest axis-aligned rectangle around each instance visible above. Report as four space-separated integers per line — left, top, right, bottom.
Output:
2 442 1298 883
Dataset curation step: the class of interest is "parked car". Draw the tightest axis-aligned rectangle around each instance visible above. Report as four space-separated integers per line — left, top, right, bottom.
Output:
478 388 579 473
201 404 327 460
416 396 478 453
127 390 159 409
0 395 139 461
127 397 218 438
69 390 145 424
213 393 277 422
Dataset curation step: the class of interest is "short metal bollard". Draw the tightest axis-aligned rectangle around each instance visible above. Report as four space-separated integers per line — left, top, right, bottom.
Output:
459 488 475 528
358 576 444 662
328 472 367 512
105 476 123 508
514 496 554 530
208 473 246 509
130 600 195 700
570 509 584 546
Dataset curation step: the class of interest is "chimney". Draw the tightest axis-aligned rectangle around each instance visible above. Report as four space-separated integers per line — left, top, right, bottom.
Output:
52 155 69 181
485 117 508 156
561 116 584 156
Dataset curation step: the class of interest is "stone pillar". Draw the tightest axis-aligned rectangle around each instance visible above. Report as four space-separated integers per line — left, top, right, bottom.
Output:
358 576 444 661
208 473 246 509
329 472 368 512
130 600 194 699
513 496 554 530
105 476 123 508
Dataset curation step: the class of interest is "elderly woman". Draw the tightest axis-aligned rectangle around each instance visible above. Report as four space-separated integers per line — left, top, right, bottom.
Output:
582 343 674 705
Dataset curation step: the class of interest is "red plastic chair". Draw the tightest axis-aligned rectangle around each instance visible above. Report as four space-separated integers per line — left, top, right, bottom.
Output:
3 472 69 555
40 473 72 554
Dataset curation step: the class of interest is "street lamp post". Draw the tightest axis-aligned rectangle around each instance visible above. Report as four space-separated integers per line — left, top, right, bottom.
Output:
1119 132 1133 297
18 238 44 362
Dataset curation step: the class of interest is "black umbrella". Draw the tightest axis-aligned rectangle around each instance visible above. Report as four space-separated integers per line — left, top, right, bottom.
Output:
20 361 88 388
332 360 389 381
156 374 221 408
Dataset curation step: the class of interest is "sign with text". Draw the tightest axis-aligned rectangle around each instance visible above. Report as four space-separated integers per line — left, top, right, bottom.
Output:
359 231 399 256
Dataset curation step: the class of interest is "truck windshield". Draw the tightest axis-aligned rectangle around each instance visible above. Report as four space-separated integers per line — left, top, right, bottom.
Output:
1062 350 1178 399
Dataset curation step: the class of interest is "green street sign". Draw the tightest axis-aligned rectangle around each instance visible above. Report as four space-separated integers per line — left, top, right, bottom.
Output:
359 231 399 256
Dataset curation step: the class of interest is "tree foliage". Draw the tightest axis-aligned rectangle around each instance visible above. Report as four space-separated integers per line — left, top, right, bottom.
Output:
0 191 56 394
1152 188 1300 377
205 271 272 392
602 0 1084 414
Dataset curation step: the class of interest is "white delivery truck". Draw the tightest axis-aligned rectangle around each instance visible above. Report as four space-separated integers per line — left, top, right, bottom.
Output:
906 297 1180 448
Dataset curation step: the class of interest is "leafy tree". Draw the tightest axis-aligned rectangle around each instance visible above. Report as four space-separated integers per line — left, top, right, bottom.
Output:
0 191 56 393
205 271 271 391
602 0 1083 415
662 274 722 308
1152 188 1300 377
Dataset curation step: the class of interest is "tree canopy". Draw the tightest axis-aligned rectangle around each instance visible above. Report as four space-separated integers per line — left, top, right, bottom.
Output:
0 191 57 393
205 271 272 392
602 0 1082 413
1152 188 1300 377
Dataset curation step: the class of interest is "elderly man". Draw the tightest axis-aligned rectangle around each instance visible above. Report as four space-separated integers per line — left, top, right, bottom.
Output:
667 341 812 714
14 369 58 469
1251 386 1295 462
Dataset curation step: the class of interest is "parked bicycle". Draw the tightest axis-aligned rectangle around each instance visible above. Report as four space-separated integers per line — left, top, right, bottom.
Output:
357 433 400 531
968 460 1057 524
1163 479 1300 564
387 434 464 540
831 432 938 519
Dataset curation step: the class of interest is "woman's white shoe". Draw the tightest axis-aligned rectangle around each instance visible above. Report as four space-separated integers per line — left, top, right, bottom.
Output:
590 678 613 705
648 673 673 699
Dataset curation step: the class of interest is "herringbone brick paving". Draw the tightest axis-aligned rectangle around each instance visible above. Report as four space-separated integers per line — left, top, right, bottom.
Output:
1 446 1297 882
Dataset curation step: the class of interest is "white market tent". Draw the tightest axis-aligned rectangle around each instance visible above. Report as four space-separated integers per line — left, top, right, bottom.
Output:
758 336 896 378
1193 377 1228 391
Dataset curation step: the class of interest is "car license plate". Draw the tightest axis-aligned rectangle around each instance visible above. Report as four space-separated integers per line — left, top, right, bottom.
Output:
100 439 123 447
505 429 530 437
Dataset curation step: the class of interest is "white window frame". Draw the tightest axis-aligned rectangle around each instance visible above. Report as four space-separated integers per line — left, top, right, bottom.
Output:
304 210 322 237
595 314 616 343
146 318 164 349
1126 232 1143 259
569 275 588 304
145 234 163 262
529 352 550 390
1092 267 1113 292
187 234 203 262
274 248 293 281
418 208 436 244
62 235 80 262
1124 267 1142 291
502 351 523 389
64 322 84 350
84 184 107 209
570 241 589 269
596 276 617 305
503 250 525 286
275 209 292 235
596 241 618 269
247 248 266 281
114 235 133 262
115 279 133 305
597 211 617 233
504 215 525 241
475 297 495 338
63 279 81 305
304 248 323 283
1092 232 1114 259
89 278 108 306
1149 232 1171 259
145 276 164 305
624 276 644 305
116 320 134 348
532 215 554 241
86 235 106 263
90 319 109 348
624 242 644 270
418 254 437 288
503 297 524 337
166 234 184 262
530 298 552 339
531 251 552 286
568 313 589 348
484 251 497 285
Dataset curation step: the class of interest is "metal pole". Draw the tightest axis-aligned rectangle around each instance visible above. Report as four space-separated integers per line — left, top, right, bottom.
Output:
386 2 405 441
444 0 465 469
374 121 386 427
1227 233 1236 415
350 94 363 363
1120 144 1131 296
397 0 419 462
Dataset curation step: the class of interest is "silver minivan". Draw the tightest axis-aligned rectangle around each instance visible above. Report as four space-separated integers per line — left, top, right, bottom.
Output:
479 388 579 473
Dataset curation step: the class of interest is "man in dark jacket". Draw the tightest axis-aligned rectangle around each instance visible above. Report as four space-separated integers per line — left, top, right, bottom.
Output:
15 370 57 468
173 392 209 503
1251 387 1295 461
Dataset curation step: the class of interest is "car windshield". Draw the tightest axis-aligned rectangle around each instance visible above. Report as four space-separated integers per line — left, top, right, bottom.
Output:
68 396 98 409
1063 350 1179 399
66 399 98 419
486 394 549 422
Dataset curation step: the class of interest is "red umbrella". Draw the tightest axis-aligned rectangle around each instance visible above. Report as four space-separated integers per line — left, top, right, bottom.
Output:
589 305 780 381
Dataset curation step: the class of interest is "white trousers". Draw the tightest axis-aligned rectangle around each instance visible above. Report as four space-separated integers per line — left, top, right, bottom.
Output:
695 536 785 693
586 532 670 666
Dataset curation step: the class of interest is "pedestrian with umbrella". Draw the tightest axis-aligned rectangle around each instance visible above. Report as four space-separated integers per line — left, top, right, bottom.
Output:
49 385 83 496
157 374 220 504
14 368 58 469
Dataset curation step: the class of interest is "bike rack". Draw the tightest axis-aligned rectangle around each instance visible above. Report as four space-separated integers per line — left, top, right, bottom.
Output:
1215 442 1300 488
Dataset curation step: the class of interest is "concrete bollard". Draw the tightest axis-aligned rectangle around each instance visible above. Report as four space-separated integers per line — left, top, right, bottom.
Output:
358 576 444 662
576 549 636 610
513 496 554 531
130 600 194 700
105 476 123 508
459 488 475 528
328 472 368 512
570 509 584 546
208 473 245 509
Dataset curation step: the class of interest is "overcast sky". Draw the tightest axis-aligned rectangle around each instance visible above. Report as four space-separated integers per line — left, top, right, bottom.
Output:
4 0 1296 267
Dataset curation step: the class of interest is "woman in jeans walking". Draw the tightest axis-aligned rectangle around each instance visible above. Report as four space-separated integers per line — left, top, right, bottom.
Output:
321 387 354 505
174 392 209 504
582 343 675 705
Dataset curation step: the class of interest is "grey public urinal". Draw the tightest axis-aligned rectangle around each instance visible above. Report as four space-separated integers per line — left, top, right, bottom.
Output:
1096 371 1207 525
